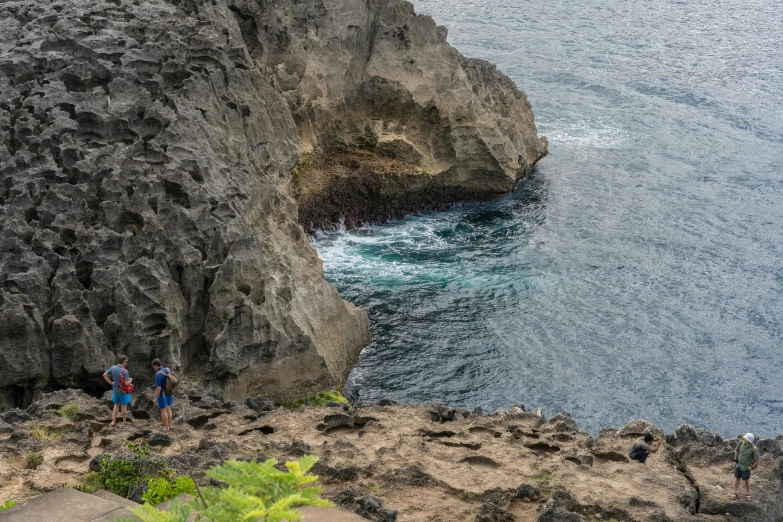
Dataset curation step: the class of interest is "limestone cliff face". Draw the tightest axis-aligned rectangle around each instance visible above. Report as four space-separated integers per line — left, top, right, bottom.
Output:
225 0 548 229
0 0 369 408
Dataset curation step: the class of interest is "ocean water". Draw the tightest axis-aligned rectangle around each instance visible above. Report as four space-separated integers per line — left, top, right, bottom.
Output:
312 0 783 437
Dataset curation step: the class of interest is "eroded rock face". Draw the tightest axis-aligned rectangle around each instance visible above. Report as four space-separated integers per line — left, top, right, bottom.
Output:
226 0 548 229
0 0 369 408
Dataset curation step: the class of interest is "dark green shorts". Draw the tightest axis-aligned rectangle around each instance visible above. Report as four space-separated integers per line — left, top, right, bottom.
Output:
734 466 751 480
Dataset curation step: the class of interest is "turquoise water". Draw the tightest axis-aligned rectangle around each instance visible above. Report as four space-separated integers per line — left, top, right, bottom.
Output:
312 0 783 436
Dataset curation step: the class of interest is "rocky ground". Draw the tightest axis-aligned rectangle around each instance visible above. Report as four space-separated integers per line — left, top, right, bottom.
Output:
1 389 782 521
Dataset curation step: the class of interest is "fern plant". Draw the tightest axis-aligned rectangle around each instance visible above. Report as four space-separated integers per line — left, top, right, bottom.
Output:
123 455 331 522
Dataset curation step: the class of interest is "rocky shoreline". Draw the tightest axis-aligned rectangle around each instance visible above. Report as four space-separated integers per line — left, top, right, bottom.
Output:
1 389 782 521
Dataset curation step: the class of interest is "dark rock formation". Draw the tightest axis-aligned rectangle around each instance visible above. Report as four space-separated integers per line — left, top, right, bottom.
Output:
0 0 370 408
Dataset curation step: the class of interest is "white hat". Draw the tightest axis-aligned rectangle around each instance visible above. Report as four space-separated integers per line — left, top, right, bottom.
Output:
743 433 754 444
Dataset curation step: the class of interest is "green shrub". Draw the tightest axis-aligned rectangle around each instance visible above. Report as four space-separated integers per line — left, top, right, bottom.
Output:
101 455 141 497
101 442 189 500
123 455 331 522
73 471 103 494
26 452 43 469
58 404 79 421
142 475 198 506
281 391 351 410
128 441 151 457
0 500 18 511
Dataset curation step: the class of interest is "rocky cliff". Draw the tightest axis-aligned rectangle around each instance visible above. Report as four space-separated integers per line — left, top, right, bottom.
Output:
1 390 782 521
0 0 371 408
233 0 549 229
0 0 546 408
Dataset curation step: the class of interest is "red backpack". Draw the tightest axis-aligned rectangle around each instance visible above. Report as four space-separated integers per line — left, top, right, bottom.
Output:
120 370 134 394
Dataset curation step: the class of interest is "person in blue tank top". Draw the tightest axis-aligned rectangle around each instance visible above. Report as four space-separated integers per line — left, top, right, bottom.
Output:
103 355 132 425
152 358 173 431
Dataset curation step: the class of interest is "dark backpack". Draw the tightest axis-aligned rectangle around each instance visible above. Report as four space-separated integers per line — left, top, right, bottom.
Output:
159 369 179 395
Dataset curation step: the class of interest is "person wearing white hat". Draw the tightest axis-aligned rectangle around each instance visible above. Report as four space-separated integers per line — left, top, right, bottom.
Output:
731 433 760 501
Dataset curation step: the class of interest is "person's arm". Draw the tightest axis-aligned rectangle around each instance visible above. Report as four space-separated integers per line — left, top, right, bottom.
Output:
751 448 760 469
124 369 132 384
103 371 113 386
154 385 161 402
649 437 663 453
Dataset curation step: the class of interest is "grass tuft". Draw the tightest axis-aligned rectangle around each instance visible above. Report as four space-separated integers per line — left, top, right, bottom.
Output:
280 391 351 410
58 404 79 422
531 471 556 483
29 425 73 441
73 472 103 494
26 452 43 470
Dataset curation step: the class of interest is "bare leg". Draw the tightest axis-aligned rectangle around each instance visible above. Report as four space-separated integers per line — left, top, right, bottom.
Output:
745 479 751 498
121 405 127 423
112 403 118 425
733 477 740 494
166 406 173 429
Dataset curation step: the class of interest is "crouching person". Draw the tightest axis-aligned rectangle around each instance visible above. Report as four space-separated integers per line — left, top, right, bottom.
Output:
628 432 663 464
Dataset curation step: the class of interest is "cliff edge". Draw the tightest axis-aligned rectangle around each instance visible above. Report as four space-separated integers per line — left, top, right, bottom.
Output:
1 390 782 521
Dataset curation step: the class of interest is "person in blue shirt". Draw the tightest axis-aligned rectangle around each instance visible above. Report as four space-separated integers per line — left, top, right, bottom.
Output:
151 358 173 431
103 355 132 425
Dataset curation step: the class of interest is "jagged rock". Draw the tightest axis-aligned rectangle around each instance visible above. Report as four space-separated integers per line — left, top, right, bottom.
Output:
475 503 513 522
245 395 276 415
471 406 484 417
672 424 722 446
514 484 542 501
1 410 31 424
26 389 110 422
540 413 583 434
536 499 582 522
756 438 783 457
332 487 397 522
283 440 312 456
378 399 397 407
429 405 457 423
617 419 664 439
148 433 172 447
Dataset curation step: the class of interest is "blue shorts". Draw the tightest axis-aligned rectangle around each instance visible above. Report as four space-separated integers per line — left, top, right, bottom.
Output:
734 467 751 480
157 395 173 409
112 393 131 405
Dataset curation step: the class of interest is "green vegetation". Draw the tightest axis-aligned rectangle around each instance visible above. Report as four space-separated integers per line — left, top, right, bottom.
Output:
26 452 43 469
100 442 193 500
142 475 198 506
58 404 80 421
531 471 556 483
589 517 619 522
121 456 331 522
280 391 351 410
73 472 103 494
101 454 140 497
29 425 74 441
354 127 379 152
0 500 18 511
